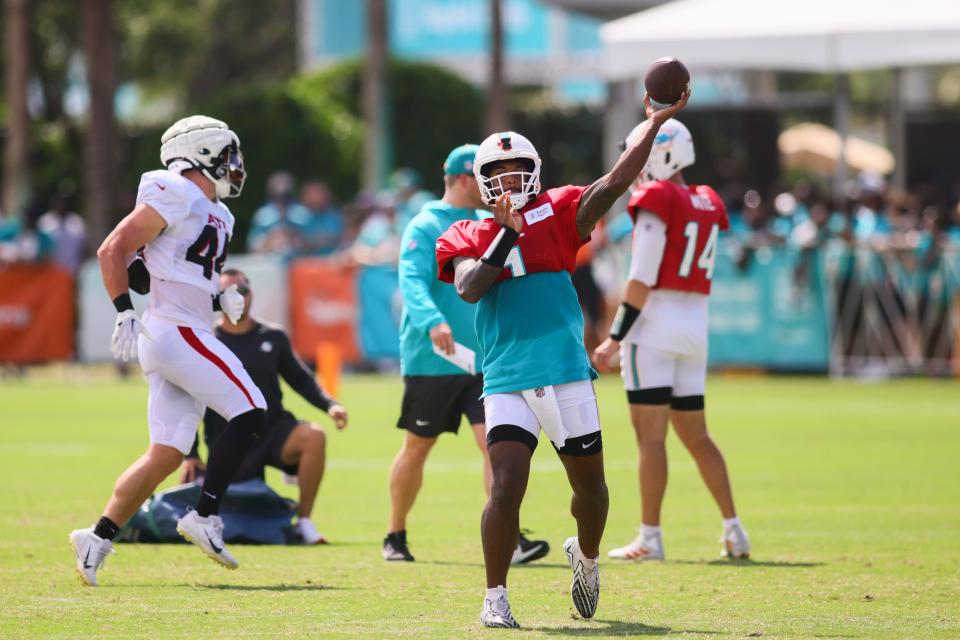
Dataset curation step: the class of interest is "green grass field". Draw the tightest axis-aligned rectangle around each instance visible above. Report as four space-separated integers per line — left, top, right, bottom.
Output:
1 372 958 638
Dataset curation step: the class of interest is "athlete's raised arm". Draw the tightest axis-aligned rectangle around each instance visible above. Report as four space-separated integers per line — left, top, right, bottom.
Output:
574 91 690 239
453 192 520 303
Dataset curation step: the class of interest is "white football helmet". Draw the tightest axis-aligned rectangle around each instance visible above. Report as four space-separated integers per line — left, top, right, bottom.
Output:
474 131 541 210
626 118 695 184
160 115 246 199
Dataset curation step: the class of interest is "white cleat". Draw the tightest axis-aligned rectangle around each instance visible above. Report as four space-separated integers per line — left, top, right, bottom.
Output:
722 523 751 559
294 517 328 545
69 527 114 586
176 511 238 569
480 586 520 628
607 529 665 560
563 536 600 619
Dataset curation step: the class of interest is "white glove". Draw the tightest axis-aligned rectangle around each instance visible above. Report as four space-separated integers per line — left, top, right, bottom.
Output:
110 309 152 362
217 283 245 324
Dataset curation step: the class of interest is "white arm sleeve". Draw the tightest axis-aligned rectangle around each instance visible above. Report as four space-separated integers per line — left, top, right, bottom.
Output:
627 211 667 286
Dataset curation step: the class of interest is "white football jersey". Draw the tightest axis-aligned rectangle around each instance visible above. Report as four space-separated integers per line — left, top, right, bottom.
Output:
137 169 235 329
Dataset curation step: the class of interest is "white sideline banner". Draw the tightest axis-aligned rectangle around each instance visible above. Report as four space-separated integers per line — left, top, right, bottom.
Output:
77 254 288 362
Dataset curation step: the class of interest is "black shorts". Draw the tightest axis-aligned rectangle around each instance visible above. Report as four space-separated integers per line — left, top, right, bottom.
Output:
232 412 302 482
397 374 485 438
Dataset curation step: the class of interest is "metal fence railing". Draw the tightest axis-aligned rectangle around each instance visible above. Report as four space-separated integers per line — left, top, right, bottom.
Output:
824 242 959 377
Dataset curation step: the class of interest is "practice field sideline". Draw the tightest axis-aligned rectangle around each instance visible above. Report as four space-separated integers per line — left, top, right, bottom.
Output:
1 373 958 638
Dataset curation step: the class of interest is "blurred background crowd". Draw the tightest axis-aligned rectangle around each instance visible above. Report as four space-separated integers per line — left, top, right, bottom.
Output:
1 0 959 378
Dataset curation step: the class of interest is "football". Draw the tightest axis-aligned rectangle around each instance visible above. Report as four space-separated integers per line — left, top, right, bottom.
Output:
644 57 690 107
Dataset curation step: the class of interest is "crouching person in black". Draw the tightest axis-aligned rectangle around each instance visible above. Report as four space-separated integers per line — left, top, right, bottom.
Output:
181 268 348 544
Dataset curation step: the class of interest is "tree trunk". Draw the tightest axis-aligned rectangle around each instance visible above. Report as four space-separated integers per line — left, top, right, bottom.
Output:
82 0 119 250
3 0 31 218
362 0 388 192
486 0 508 134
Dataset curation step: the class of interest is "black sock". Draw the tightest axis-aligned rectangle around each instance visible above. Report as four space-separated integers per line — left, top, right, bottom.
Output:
196 408 265 517
93 516 120 541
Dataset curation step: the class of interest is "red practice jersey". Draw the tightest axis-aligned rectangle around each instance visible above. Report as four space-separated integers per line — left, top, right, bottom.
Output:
628 180 728 295
436 186 588 282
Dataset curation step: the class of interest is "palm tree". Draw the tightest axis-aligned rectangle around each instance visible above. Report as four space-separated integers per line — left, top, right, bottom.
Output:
3 0 31 219
363 0 388 191
486 0 508 134
82 0 119 248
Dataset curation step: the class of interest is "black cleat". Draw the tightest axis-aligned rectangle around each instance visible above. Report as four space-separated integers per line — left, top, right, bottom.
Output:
382 530 415 561
512 529 550 565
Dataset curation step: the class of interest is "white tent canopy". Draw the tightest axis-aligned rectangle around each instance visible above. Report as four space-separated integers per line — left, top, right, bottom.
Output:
601 0 960 78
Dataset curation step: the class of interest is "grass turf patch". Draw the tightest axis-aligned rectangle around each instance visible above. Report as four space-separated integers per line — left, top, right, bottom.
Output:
0 373 958 638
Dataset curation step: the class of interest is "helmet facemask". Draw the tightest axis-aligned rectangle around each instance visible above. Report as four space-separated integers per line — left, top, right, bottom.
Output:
473 132 543 211
204 144 246 199
477 159 540 211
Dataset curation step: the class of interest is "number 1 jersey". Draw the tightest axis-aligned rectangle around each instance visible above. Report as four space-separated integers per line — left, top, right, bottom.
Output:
628 180 728 295
136 169 235 329
435 185 597 396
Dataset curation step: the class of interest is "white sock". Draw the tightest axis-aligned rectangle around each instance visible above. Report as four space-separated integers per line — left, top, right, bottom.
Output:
486 586 506 601
641 524 662 538
723 516 741 529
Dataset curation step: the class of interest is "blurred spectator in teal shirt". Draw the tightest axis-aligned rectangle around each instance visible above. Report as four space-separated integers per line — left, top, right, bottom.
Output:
390 168 435 233
299 180 344 256
0 201 54 266
38 194 87 274
351 192 400 267
248 171 312 256
852 172 891 240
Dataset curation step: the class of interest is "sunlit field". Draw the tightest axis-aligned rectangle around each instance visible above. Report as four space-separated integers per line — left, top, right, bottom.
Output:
1 372 958 638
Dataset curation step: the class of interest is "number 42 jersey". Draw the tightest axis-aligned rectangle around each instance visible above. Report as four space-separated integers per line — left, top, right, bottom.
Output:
136 169 235 329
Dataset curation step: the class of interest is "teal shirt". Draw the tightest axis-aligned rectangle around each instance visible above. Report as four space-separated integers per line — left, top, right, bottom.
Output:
399 201 483 376
476 271 596 396
247 202 312 257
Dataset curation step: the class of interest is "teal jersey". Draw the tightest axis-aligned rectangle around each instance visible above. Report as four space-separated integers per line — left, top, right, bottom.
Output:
476 271 596 395
436 186 597 395
399 200 483 376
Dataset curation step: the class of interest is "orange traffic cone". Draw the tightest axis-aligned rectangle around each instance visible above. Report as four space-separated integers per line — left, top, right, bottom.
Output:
316 341 342 398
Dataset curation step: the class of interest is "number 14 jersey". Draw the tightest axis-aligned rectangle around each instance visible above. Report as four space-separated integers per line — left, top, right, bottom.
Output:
136 169 235 329
628 180 728 295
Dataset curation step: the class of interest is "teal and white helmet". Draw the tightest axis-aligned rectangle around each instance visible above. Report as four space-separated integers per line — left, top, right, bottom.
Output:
627 118 695 185
160 115 246 199
473 131 541 210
